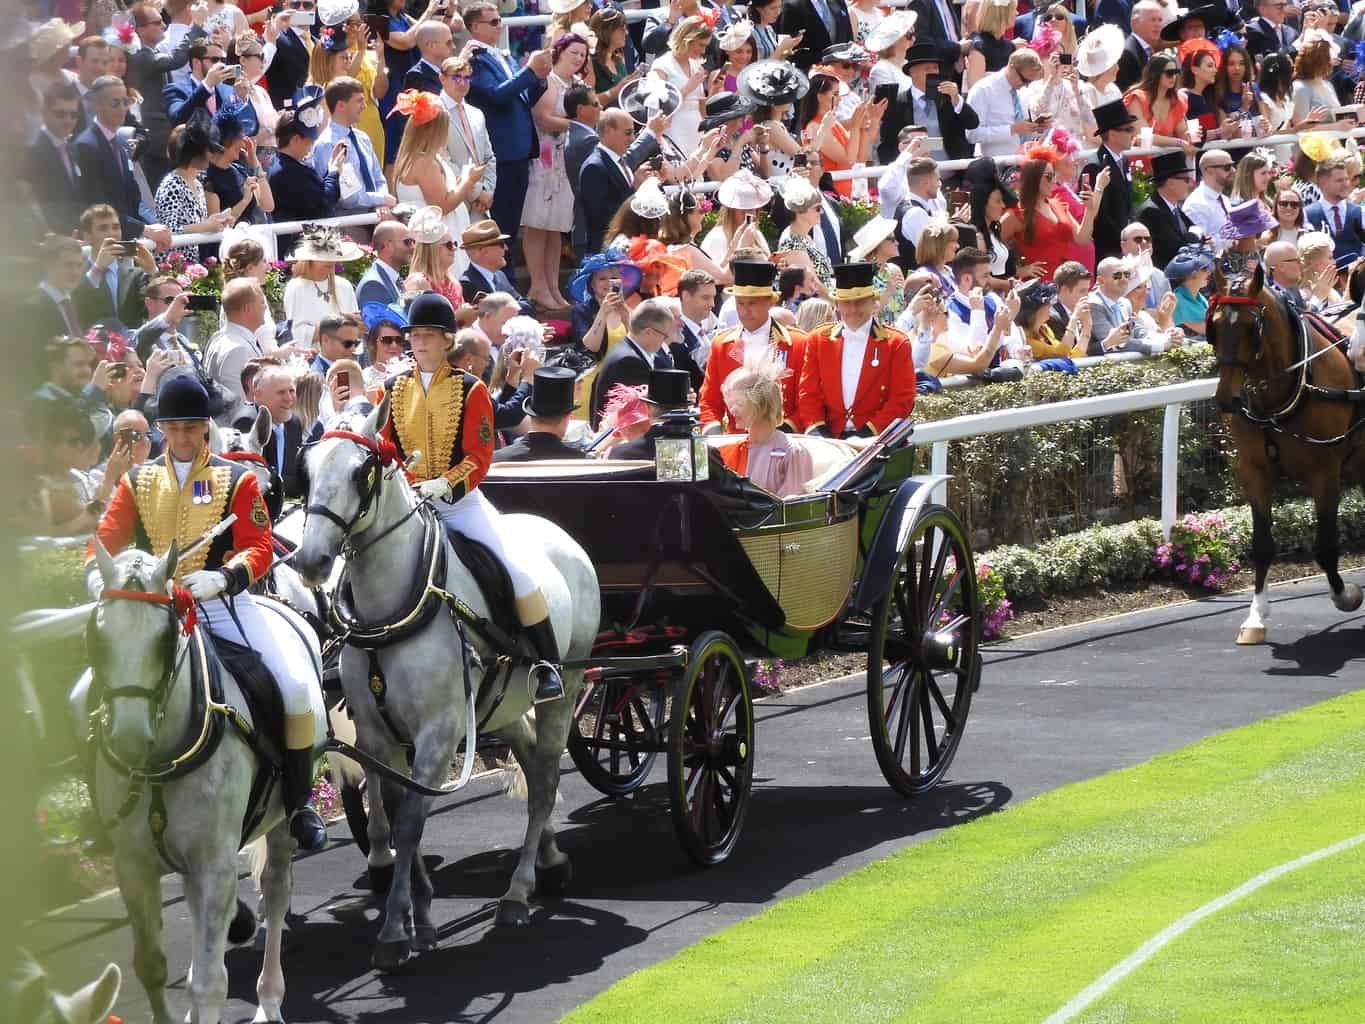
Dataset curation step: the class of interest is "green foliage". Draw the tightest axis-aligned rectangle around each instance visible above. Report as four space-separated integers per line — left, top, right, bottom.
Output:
1155 511 1241 590
1130 167 1153 207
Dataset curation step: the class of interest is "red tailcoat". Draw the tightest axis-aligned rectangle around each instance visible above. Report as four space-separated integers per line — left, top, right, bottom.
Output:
698 321 807 432
797 320 916 437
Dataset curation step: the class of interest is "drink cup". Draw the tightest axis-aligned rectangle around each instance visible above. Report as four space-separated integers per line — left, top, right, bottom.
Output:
1186 118 1202 141
1139 126 1154 148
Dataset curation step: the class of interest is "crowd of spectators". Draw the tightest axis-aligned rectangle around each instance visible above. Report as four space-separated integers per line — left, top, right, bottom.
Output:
14 0 1365 531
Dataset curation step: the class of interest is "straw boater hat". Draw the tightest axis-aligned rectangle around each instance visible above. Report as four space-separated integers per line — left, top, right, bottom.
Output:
728 259 779 297
831 262 880 301
287 223 364 262
716 168 773 210
1076 24 1124 78
31 18 85 63
864 11 918 54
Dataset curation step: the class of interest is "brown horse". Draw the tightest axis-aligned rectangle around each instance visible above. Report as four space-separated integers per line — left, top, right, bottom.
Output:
1208 266 1365 644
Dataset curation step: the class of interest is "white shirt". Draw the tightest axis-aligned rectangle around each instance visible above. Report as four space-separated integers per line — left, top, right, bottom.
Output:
899 191 948 247
171 457 194 487
840 321 872 419
966 70 1028 157
740 318 773 356
682 313 712 367
1182 184 1231 254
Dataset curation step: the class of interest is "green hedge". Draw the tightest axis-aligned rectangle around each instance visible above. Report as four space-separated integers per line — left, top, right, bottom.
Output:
987 493 1365 602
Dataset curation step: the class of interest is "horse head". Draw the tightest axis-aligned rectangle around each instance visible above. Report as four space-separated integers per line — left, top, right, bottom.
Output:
89 538 185 768
9 949 121 1024
295 394 397 586
1210 262 1292 415
220 407 277 500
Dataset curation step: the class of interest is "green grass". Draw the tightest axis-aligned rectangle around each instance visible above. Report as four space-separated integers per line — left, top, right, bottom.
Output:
566 691 1365 1024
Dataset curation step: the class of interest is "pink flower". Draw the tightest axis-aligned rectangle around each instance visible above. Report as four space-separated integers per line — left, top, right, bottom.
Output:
186 263 209 279
175 274 190 287
204 257 218 267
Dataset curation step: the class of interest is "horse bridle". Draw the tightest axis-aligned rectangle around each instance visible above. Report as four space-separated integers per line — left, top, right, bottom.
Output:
91 586 195 718
1208 294 1266 372
302 430 403 558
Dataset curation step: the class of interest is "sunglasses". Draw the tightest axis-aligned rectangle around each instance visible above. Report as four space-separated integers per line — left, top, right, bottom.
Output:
1278 199 1303 207
288 0 316 9
238 49 263 59
441 240 457 251
377 334 404 345
1131 235 1152 243
1161 68 1180 77
480 16 503 26
336 338 362 349
1109 270 1132 280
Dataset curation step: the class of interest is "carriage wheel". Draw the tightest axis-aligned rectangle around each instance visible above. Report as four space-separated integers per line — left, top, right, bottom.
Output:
568 676 667 796
866 506 980 798
666 631 754 867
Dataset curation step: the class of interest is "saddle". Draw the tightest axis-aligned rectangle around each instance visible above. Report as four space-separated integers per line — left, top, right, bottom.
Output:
443 527 520 642
210 637 285 768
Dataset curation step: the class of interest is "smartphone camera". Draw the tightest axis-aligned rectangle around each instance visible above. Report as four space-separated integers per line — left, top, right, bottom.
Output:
608 282 622 296
109 363 129 381
793 153 809 168
1059 53 1073 66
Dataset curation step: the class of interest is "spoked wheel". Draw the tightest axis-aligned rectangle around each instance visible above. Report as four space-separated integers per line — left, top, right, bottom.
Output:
568 675 667 796
666 631 754 867
867 506 980 798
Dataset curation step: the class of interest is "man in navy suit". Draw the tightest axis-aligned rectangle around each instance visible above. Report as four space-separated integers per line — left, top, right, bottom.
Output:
163 40 239 128
404 21 453 94
355 221 412 308
26 82 86 235
464 0 553 240
1245 0 1299 62
589 300 677 430
265 7 313 109
71 76 172 247
459 220 536 315
126 1 208 189
907 0 961 65
1305 160 1365 264
780 0 854 70
578 109 658 253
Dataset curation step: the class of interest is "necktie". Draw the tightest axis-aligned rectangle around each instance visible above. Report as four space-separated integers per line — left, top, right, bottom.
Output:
205 86 217 115
59 139 75 183
1011 89 1024 123
654 347 674 370
58 295 79 335
1218 194 1228 214
811 0 835 36
274 425 285 478
348 129 376 191
1334 205 1343 234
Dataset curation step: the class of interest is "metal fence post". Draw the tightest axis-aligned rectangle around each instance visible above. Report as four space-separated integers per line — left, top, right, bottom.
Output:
1161 403 1181 539
931 441 949 505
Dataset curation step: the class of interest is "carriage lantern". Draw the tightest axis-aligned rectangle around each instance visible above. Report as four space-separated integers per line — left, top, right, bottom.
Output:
653 409 709 483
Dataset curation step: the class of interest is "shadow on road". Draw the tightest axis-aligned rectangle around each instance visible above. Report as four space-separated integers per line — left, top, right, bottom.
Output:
1266 619 1365 677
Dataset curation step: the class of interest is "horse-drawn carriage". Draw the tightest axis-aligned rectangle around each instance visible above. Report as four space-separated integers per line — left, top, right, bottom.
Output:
478 416 983 865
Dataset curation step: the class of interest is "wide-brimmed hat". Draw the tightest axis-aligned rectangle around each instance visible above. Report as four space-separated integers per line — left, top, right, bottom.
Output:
832 261 880 301
568 249 644 304
1094 98 1138 133
849 216 899 261
1151 151 1194 182
728 259 779 297
287 223 364 262
525 366 577 418
964 157 1017 207
699 90 758 132
319 0 359 26
778 175 821 213
1219 199 1276 241
361 301 408 332
718 20 753 52
1299 132 1346 164
629 178 670 220
821 42 873 65
737 60 810 107
31 18 84 63
716 168 773 211
904 43 942 69
1164 245 1216 284
1076 24 1124 78
1160 4 1230 41
409 205 450 245
620 76 682 125
645 369 692 408
460 219 511 249
864 10 918 54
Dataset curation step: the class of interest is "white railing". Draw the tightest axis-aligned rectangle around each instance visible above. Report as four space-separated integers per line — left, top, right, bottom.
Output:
171 212 381 257
913 377 1220 538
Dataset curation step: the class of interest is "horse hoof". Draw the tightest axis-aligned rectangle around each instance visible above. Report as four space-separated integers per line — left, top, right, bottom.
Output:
368 863 395 895
371 938 411 973
536 860 572 900
494 899 531 928
413 923 438 952
1237 626 1266 645
1333 582 1363 612
228 898 257 945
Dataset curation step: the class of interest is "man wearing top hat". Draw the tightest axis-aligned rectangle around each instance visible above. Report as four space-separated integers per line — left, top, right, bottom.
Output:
1137 151 1204 269
492 367 586 462
607 369 696 461
1081 98 1138 262
901 45 976 163
798 262 916 438
699 259 808 434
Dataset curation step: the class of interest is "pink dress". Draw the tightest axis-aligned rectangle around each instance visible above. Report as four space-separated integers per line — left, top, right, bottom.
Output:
1053 183 1095 274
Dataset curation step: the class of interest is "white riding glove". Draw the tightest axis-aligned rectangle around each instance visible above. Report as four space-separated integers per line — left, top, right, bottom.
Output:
184 570 228 602
416 477 453 502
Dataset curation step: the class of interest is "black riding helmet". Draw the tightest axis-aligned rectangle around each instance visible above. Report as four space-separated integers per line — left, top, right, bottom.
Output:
405 291 458 334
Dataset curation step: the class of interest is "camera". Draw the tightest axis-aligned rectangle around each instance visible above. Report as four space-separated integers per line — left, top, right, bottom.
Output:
1059 53 1073 66
608 282 622 296
793 153 808 168
109 363 129 381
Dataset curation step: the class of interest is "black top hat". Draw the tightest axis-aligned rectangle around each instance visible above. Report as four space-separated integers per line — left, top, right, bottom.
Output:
1150 150 1193 182
905 43 941 69
645 369 692 408
1160 3 1230 41
156 370 211 422
730 259 778 296
699 91 758 132
1093 98 1138 134
405 291 457 333
832 261 880 300
525 366 576 418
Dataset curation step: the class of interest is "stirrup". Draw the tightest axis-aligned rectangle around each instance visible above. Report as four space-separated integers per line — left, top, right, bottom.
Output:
289 806 328 851
530 660 564 705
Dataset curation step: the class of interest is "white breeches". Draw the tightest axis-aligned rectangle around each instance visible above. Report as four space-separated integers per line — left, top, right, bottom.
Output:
432 488 539 598
201 593 322 724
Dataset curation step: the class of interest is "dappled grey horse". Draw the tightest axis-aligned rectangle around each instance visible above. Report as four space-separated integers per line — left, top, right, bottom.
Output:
293 398 600 970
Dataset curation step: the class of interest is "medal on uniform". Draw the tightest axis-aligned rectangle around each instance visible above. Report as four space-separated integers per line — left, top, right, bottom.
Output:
193 479 211 505
871 345 880 368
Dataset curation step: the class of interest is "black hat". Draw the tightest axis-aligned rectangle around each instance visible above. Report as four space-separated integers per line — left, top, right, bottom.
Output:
644 369 691 409
525 366 576 418
405 290 457 333
1014 281 1058 325
1160 3 1229 41
905 43 941 69
1094 98 1138 134
1151 151 1193 183
729 259 778 297
736 60 810 107
699 91 758 132
156 371 211 422
964 156 1017 207
832 262 879 300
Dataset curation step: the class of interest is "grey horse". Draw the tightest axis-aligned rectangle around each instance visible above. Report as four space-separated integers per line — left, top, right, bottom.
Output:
293 397 600 970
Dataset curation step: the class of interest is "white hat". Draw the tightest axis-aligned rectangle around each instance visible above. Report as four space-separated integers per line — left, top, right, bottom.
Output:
630 178 670 220
864 11 918 54
777 175 820 212
568 20 598 51
318 0 359 27
718 20 754 52
1076 24 1125 78
408 205 450 245
30 18 85 63
849 216 899 260
548 0 585 14
716 168 774 211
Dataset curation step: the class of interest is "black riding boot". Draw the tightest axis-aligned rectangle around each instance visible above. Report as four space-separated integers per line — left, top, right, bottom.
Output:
526 617 565 704
283 747 328 851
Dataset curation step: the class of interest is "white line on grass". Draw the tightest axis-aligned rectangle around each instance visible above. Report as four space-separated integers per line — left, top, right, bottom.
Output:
1041 831 1365 1024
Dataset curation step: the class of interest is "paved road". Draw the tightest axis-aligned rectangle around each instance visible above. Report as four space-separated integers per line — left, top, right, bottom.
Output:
32 569 1365 1023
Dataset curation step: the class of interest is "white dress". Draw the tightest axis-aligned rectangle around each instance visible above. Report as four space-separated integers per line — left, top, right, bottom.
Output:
652 53 703 157
283 275 359 350
522 72 575 233
396 155 470 276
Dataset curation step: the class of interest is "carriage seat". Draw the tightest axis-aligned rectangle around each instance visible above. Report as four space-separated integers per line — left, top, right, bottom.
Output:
445 529 519 641
700 433 868 496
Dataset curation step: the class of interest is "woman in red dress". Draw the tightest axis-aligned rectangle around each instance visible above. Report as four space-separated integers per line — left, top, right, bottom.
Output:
999 148 1107 282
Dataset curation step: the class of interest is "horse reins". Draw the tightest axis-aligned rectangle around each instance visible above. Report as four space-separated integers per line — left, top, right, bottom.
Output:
303 430 423 559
